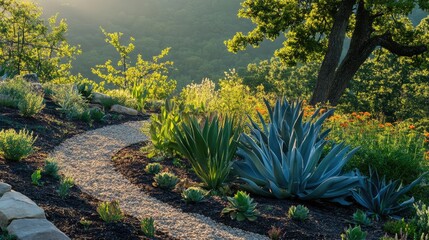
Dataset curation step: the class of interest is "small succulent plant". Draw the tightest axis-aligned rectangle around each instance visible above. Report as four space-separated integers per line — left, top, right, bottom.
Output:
352 210 371 226
141 217 155 238
268 226 282 240
31 169 42 186
341 225 367 240
96 200 123 223
43 158 60 179
153 172 179 189
287 205 309 221
221 191 259 221
57 177 74 198
181 187 208 203
144 162 162 174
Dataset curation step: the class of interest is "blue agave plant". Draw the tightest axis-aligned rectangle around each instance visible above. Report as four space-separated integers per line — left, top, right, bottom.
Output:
234 98 362 204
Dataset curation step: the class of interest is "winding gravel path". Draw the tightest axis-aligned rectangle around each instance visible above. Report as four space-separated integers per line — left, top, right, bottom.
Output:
50 121 268 240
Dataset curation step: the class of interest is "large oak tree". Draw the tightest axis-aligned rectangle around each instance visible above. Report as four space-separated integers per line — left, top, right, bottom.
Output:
226 0 429 105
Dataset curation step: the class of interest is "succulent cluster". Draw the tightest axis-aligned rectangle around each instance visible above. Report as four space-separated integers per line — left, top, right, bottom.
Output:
145 162 163 175
288 205 309 221
153 172 179 189
221 191 259 222
181 187 207 203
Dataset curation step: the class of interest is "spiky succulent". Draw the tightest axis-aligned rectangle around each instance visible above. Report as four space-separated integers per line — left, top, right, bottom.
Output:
352 210 371 226
235 98 362 204
153 172 179 189
145 162 162 175
352 169 427 217
341 226 367 240
181 187 208 203
288 205 309 221
221 191 259 221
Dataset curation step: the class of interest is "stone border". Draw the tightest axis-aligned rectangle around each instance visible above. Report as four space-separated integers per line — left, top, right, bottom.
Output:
50 121 268 240
0 182 70 240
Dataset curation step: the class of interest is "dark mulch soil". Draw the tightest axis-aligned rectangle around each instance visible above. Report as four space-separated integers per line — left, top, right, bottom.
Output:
0 99 174 239
113 142 388 240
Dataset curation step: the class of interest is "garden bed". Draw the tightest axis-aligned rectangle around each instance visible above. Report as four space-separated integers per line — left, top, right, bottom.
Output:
0 101 174 239
112 142 387 240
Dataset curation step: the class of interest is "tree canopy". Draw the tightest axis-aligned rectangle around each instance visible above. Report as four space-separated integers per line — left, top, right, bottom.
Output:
226 0 429 105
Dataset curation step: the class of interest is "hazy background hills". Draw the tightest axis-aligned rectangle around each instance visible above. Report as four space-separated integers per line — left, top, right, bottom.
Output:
33 0 284 88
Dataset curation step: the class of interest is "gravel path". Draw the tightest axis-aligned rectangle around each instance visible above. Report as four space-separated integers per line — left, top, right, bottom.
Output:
50 121 268 240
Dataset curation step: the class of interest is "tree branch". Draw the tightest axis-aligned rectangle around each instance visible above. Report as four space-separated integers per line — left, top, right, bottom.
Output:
379 33 427 56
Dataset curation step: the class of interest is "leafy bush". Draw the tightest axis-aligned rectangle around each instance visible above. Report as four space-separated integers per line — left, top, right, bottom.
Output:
88 108 105 122
352 169 427 217
140 217 155 238
326 112 428 185
173 115 241 190
43 158 60 179
51 85 89 120
0 77 31 107
288 205 309 221
181 187 207 203
104 89 139 110
415 202 429 235
17 92 45 117
383 219 418 238
144 163 162 175
76 81 94 99
97 200 123 223
341 226 367 240
235 98 362 204
0 129 36 161
57 177 74 199
31 169 42 186
352 210 371 226
221 191 259 221
153 172 179 189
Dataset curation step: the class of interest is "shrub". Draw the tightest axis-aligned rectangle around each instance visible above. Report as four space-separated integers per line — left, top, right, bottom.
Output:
235 98 362 204
341 226 367 240
51 85 89 120
0 129 36 161
89 108 105 122
17 92 45 117
96 200 123 223
221 191 259 221
140 217 155 238
352 169 427 218
181 187 207 203
57 177 74 199
288 205 309 221
326 112 428 185
415 201 429 235
144 163 162 175
383 219 418 238
153 172 179 189
0 77 31 107
352 210 371 226
31 169 42 186
43 158 60 179
173 115 241 190
76 81 94 99
104 89 139 110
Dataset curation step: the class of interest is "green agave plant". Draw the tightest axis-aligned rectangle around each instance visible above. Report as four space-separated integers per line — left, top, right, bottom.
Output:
351 169 427 217
173 115 240 190
234 98 362 204
221 191 259 221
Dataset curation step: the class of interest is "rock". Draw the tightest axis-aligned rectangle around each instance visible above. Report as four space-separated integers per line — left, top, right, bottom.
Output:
0 191 45 228
89 103 104 111
0 183 11 197
22 73 39 83
31 83 44 95
91 92 112 104
110 104 138 116
8 219 70 240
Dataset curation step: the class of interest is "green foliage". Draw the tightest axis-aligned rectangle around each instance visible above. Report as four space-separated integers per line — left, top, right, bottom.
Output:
326 113 428 185
352 210 371 226
287 205 309 221
104 89 139 110
43 158 60 179
149 100 183 156
221 191 259 222
88 108 105 122
92 28 175 110
76 81 94 100
51 85 89 120
352 169 427 217
0 0 80 80
57 177 74 199
96 200 123 223
415 202 429 235
0 128 36 161
153 172 179 189
341 226 367 240
181 187 207 203
383 219 418 238
235 98 361 204
17 92 45 117
0 229 16 240
173 115 241 190
144 163 162 175
267 226 282 240
31 169 42 186
140 217 155 238
79 218 92 230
